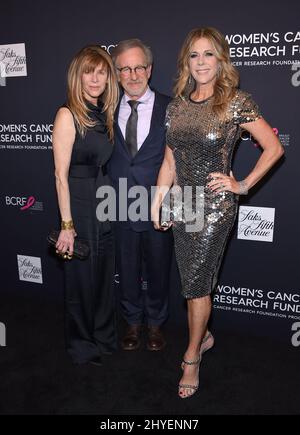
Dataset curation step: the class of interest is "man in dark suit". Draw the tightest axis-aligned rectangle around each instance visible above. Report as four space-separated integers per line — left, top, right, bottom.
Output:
108 39 173 351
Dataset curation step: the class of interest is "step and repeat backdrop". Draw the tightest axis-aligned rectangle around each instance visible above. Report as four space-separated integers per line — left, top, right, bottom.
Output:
1 0 300 348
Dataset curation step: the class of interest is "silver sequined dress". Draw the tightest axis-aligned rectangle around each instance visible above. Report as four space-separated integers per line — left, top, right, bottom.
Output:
166 89 261 298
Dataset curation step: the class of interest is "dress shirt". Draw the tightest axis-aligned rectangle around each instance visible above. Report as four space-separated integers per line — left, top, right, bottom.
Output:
118 86 155 150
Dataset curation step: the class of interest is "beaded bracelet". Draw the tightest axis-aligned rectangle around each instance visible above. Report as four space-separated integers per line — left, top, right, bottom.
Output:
238 180 248 195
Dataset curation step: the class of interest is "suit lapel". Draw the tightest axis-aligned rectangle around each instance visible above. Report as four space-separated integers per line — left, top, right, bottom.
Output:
135 92 164 157
114 91 165 160
114 101 131 159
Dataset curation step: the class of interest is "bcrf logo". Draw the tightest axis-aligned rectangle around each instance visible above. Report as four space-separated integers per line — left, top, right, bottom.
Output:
5 195 35 210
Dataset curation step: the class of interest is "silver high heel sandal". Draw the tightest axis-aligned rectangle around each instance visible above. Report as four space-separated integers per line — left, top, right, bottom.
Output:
181 332 214 372
178 356 201 399
200 331 214 358
178 332 214 398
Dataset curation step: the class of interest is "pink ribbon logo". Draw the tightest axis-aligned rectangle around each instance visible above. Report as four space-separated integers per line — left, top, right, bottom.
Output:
20 196 35 211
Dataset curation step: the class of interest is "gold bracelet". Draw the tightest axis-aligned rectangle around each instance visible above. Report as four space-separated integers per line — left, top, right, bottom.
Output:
61 220 74 230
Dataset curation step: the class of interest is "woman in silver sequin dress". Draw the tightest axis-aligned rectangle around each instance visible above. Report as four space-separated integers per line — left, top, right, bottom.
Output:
151 27 284 398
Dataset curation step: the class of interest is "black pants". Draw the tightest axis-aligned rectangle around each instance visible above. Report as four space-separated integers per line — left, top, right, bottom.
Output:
115 225 173 327
64 231 116 364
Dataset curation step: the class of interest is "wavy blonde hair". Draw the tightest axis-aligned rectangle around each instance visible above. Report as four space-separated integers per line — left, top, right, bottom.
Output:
67 45 119 140
174 27 239 118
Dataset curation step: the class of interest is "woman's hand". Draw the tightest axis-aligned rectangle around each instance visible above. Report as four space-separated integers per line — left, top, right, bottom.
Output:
159 220 173 231
207 171 243 194
151 206 172 231
55 228 77 256
151 145 176 231
151 205 161 230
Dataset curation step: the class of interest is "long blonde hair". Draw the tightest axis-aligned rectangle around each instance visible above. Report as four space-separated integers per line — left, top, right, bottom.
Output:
67 45 119 140
174 27 239 118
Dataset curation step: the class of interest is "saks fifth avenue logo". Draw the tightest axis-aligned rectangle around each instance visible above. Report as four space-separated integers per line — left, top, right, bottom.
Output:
17 255 43 284
0 43 27 78
237 206 275 242
5 195 44 211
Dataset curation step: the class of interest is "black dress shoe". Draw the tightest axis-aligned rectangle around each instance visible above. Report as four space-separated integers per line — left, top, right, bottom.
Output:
89 356 103 366
147 326 166 351
121 324 142 351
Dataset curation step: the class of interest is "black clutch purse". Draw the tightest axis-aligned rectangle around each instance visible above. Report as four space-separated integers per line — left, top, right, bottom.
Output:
47 229 90 260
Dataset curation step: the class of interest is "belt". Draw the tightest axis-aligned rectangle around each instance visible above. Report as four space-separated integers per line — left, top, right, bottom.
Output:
69 164 107 178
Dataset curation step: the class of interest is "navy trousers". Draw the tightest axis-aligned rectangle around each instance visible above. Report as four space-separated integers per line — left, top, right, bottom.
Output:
115 225 173 326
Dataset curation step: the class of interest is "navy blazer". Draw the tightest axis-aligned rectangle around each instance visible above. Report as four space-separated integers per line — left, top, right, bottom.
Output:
107 90 171 231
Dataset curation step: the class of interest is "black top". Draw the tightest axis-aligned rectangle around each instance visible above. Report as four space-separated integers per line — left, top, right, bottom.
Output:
63 100 112 168
62 100 113 235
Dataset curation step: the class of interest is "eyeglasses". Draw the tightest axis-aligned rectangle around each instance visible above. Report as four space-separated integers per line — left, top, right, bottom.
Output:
117 65 148 76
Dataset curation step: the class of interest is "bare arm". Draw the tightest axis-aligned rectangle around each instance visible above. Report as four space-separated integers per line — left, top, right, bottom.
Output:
239 117 284 189
208 117 284 193
151 145 176 229
52 107 76 255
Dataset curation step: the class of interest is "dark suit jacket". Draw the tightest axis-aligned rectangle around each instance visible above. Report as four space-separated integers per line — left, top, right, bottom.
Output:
107 90 171 231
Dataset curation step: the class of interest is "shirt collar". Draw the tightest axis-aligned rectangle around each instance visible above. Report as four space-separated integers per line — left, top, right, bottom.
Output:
121 86 154 106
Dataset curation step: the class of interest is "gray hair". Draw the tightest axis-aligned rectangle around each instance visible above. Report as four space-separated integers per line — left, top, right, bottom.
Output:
111 38 153 66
